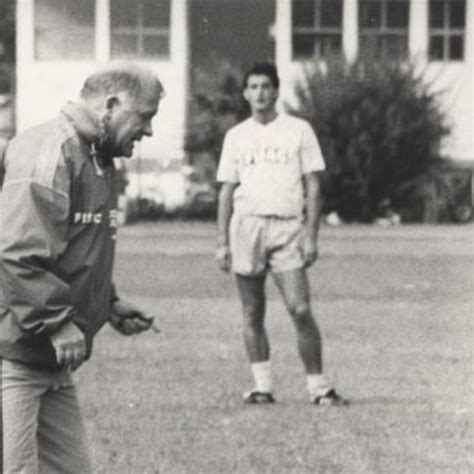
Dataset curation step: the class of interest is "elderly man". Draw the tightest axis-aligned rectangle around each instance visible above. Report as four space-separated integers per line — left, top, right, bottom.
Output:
0 64 163 473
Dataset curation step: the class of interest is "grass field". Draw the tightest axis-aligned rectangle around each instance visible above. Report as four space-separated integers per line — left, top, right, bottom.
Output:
76 222 473 474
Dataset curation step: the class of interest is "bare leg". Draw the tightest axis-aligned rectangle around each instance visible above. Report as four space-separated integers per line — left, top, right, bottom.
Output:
235 274 268 363
273 269 322 374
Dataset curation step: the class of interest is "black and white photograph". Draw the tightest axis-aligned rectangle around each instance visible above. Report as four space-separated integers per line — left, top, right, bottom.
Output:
0 0 473 472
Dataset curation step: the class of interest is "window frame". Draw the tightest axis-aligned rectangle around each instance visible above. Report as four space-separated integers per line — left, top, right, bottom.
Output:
292 0 343 60
358 0 410 60
428 0 466 62
110 0 171 60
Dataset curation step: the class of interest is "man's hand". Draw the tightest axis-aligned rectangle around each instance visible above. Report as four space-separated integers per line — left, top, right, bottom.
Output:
303 236 319 268
50 321 86 371
110 299 158 335
216 245 231 273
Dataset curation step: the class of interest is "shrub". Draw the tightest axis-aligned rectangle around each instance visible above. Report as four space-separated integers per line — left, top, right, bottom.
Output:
185 58 248 185
124 197 165 223
288 58 451 222
0 0 15 95
397 160 472 223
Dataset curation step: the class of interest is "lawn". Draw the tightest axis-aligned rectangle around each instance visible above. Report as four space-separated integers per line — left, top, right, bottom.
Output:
76 222 473 474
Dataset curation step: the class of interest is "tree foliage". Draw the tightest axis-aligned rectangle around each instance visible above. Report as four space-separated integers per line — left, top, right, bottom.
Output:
185 57 465 222
185 59 248 183
0 0 16 93
288 58 451 221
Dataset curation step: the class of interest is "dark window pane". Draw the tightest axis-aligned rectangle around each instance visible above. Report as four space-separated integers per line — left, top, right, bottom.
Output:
429 0 445 28
293 35 315 58
143 35 169 57
35 0 95 60
359 35 382 58
387 0 409 28
111 33 137 58
449 0 465 28
143 0 170 28
384 35 408 58
293 0 315 27
111 0 170 59
67 1 95 26
449 34 464 59
360 34 408 60
316 34 342 57
320 0 343 27
111 0 136 28
359 0 381 29
429 35 444 59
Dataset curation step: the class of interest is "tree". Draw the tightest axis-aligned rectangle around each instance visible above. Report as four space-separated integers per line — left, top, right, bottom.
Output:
0 0 16 93
185 58 248 185
288 58 451 222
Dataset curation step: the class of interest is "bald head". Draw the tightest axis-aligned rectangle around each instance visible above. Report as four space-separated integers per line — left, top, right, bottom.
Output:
80 64 163 159
80 63 164 104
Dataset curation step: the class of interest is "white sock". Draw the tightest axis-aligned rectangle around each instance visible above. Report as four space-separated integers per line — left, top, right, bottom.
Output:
251 361 273 393
307 373 331 398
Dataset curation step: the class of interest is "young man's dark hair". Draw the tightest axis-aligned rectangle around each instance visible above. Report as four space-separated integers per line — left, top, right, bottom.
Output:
243 62 280 90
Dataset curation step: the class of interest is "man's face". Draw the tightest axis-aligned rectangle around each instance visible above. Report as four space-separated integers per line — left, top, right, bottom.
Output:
105 86 160 158
243 74 278 113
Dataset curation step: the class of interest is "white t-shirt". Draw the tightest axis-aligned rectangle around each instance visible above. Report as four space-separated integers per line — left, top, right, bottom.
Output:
217 114 326 218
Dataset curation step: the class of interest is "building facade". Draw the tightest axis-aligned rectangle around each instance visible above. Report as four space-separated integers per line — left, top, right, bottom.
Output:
16 0 189 162
275 0 473 163
15 0 473 164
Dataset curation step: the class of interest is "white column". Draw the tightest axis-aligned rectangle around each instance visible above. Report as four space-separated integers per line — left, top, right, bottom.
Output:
171 0 189 64
95 0 110 62
409 0 429 62
16 0 35 132
466 0 474 161
274 0 293 108
465 0 474 64
343 0 358 63
16 0 34 64
170 0 189 157
275 0 292 74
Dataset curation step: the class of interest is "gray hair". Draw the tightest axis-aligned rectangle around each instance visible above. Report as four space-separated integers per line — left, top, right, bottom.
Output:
80 63 164 102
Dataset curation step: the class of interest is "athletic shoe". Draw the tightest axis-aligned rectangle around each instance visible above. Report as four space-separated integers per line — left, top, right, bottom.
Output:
243 390 276 404
311 389 349 406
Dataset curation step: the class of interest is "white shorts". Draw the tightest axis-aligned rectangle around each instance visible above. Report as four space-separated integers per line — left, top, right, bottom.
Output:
230 213 305 276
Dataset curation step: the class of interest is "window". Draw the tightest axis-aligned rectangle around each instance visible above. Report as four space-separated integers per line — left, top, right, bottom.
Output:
429 0 465 61
292 0 343 60
359 0 409 59
110 0 171 60
35 0 95 60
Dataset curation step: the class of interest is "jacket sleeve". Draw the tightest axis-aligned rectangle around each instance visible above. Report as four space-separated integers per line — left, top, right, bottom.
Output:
0 144 6 190
110 282 119 304
0 178 76 335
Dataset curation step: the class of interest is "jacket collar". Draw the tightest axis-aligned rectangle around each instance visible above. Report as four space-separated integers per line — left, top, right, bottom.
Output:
61 101 105 145
61 101 113 174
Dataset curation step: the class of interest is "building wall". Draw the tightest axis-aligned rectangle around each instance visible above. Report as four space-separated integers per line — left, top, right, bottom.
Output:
15 0 473 164
16 0 188 162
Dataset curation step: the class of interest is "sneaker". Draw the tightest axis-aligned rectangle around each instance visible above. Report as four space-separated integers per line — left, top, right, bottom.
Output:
311 389 349 406
243 390 276 404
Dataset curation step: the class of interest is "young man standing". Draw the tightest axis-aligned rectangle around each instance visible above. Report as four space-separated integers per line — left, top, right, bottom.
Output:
0 64 163 473
216 63 347 406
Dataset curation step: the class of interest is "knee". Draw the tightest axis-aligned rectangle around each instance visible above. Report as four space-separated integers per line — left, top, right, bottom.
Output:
288 302 313 327
242 304 265 331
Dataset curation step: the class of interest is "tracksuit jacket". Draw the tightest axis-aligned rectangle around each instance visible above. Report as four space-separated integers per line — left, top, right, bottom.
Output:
0 102 120 369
